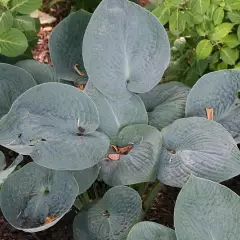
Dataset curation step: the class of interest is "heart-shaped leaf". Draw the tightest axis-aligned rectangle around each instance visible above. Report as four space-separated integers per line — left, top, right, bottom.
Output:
185 70 240 143
175 175 240 240
15 60 58 84
157 117 240 188
73 186 142 240
127 221 177 240
0 63 36 118
0 83 110 170
139 82 190 130
0 162 79 232
0 154 23 184
72 165 100 194
49 10 91 84
99 124 162 186
82 0 170 101
84 82 148 143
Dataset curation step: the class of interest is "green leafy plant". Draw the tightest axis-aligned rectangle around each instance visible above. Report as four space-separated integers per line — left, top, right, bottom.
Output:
0 0 42 58
152 0 240 86
0 0 240 239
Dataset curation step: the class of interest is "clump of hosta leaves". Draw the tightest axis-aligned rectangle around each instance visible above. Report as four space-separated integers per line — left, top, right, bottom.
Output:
0 0 41 58
0 0 240 239
152 0 240 86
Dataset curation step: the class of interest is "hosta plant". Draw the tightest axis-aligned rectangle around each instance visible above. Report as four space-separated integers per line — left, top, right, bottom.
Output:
0 0 240 239
0 0 42 58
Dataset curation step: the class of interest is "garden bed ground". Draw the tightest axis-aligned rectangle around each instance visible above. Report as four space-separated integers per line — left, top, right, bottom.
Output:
1 1 240 239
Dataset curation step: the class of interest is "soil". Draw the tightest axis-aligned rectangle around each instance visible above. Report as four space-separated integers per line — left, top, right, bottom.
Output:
1 0 240 239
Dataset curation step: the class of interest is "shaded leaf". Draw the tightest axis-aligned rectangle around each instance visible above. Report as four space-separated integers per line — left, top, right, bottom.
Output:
213 7 224 25
15 60 58 84
0 154 23 185
73 186 142 240
139 82 190 130
0 63 36 118
99 124 162 186
175 175 240 240
157 117 240 187
0 83 110 170
209 22 234 40
217 61 228 70
220 47 239 65
72 165 100 194
196 39 213 59
0 28 28 57
169 9 186 36
49 10 91 84
0 151 5 170
127 221 177 240
13 16 36 31
188 0 210 15
84 82 148 143
0 10 13 34
228 10 240 23
237 25 240 40
82 0 170 100
185 70 240 142
10 0 42 14
0 162 78 232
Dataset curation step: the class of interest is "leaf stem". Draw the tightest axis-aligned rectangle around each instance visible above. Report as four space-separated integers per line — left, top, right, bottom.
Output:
82 191 91 204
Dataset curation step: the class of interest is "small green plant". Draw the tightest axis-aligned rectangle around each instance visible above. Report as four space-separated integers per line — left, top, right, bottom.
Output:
0 0 239 239
0 0 42 58
152 0 240 86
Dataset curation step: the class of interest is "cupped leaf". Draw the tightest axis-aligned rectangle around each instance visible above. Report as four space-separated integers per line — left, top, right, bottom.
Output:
0 28 28 57
127 221 177 240
185 70 240 142
0 82 110 170
82 0 170 101
73 186 142 240
0 63 36 118
0 162 79 232
0 10 13 34
72 165 100 194
196 39 213 59
13 16 37 31
139 82 190 130
99 124 162 186
15 60 58 84
84 82 148 143
0 154 23 184
175 175 240 240
10 0 42 14
49 10 91 84
157 117 240 188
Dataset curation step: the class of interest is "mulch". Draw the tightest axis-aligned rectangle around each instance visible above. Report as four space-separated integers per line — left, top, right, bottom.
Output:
1 0 240 239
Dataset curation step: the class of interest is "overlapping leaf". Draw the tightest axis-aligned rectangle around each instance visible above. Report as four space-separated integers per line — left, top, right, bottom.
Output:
127 221 177 240
84 82 148 143
72 165 100 194
49 10 91 84
175 175 240 240
185 70 240 143
157 117 240 188
0 83 110 170
0 154 23 184
0 63 36 118
16 60 58 84
99 124 162 186
139 82 190 130
73 186 142 240
0 162 79 232
82 0 170 101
